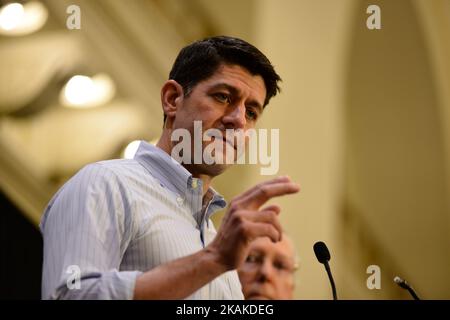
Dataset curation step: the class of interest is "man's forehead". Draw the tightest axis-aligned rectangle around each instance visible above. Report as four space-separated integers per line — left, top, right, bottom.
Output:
205 65 266 100
250 237 294 258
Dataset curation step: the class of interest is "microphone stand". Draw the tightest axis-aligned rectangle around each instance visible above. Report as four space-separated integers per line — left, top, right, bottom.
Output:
324 261 338 300
394 276 420 300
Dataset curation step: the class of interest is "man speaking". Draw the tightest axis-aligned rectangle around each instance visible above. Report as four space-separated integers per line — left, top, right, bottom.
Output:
40 36 299 299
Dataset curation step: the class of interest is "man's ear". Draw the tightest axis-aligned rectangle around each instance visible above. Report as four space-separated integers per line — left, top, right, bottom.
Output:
161 80 184 124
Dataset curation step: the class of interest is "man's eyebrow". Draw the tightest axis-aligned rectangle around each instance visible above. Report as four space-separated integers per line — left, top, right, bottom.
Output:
209 83 239 95
276 254 296 265
248 248 264 256
209 83 264 112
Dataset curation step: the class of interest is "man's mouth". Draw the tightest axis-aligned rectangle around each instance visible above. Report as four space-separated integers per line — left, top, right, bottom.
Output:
245 285 275 300
222 137 237 150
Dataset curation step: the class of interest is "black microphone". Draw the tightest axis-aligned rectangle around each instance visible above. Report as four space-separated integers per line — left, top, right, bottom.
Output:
313 241 338 300
394 276 421 300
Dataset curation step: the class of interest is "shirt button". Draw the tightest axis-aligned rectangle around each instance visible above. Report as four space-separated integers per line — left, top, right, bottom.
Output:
191 178 198 189
176 197 184 205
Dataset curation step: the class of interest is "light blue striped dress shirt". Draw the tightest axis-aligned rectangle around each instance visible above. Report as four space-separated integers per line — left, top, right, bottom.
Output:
40 141 244 300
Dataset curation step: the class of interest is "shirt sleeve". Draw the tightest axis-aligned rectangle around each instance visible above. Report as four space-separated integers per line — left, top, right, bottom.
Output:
40 163 142 300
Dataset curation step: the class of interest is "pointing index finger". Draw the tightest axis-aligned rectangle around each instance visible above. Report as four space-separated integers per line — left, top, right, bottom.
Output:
233 176 291 202
238 180 300 210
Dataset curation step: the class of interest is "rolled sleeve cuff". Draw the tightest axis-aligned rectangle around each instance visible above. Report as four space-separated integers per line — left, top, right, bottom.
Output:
49 270 143 300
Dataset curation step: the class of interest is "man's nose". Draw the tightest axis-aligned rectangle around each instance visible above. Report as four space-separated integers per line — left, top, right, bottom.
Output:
257 260 274 282
222 103 246 129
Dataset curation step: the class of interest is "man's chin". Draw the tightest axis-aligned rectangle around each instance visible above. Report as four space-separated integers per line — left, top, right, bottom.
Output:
198 163 231 176
246 293 273 300
183 162 231 177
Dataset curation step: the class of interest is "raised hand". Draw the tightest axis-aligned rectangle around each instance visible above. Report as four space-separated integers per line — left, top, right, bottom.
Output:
206 176 300 270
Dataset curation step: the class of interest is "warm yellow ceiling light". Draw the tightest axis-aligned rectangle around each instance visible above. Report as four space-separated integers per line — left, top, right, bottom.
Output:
123 140 142 159
60 73 116 108
0 1 48 36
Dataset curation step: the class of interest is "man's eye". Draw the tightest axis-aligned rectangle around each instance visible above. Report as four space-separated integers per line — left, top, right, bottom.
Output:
274 263 285 270
214 93 230 103
246 108 258 120
274 261 288 271
246 254 260 263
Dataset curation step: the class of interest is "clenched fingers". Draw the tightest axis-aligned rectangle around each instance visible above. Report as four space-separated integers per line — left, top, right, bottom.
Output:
241 221 281 243
231 209 283 242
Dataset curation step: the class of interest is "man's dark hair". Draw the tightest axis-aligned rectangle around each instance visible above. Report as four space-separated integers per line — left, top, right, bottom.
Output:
164 35 281 123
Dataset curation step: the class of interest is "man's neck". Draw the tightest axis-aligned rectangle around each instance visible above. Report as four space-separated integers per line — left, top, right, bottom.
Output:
190 172 212 195
156 133 212 197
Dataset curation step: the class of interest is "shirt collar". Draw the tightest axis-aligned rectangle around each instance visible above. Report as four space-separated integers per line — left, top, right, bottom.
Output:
134 141 227 210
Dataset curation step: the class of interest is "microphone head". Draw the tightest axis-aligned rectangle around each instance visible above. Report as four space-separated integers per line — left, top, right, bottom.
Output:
393 276 403 285
394 276 409 289
313 241 331 264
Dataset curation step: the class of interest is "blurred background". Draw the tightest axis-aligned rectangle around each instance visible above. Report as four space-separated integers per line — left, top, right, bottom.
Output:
0 0 449 299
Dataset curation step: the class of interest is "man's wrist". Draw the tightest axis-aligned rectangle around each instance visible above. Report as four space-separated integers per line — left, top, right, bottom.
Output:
202 245 232 276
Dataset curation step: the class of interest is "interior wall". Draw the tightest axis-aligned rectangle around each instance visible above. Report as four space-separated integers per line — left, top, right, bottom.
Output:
250 0 355 299
343 0 450 299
